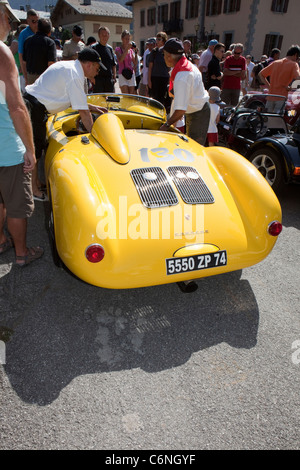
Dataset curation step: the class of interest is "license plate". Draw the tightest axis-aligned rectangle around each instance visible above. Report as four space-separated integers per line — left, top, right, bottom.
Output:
166 250 227 275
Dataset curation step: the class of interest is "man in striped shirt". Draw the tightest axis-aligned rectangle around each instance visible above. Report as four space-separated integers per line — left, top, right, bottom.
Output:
221 43 246 106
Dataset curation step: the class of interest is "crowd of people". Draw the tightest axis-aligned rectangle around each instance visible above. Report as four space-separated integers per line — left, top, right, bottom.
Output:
1 0 300 268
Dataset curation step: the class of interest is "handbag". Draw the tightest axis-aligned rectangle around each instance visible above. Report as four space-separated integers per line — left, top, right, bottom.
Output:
122 68 133 80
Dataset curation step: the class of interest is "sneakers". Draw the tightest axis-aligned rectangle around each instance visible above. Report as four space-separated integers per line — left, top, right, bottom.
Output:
33 192 48 202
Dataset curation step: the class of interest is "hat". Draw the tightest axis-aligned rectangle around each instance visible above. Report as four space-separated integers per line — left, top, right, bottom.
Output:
163 38 184 55
73 25 83 38
209 39 218 46
147 37 156 45
0 0 20 22
208 86 221 103
191 54 200 60
78 47 107 71
131 41 136 48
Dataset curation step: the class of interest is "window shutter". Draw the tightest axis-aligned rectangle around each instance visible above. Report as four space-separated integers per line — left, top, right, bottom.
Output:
278 35 283 49
236 0 241 11
218 0 222 14
263 35 271 56
223 0 227 13
206 0 210 15
271 0 276 11
283 0 289 13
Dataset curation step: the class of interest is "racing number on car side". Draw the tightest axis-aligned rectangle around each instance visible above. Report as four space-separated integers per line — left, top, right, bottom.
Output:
139 147 195 163
166 251 227 275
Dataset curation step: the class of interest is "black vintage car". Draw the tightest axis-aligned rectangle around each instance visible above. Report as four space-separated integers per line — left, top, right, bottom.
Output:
218 93 300 192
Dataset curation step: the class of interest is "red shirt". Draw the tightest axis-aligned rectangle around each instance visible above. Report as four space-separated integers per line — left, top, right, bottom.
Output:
222 55 246 89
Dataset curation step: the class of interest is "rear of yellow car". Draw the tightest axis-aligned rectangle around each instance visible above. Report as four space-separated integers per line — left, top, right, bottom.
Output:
45 110 282 289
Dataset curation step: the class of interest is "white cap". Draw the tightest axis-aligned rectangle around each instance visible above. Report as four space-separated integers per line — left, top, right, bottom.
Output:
0 1 20 22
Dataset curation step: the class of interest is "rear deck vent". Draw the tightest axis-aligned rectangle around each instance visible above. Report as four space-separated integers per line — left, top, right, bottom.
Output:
131 167 178 208
167 166 214 204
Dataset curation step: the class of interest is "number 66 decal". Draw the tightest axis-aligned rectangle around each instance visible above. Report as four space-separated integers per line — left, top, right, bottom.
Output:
139 147 195 163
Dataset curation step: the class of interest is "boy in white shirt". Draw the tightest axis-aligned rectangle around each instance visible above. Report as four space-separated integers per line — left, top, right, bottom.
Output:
207 86 221 146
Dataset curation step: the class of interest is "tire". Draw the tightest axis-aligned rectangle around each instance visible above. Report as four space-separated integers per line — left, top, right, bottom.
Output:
249 148 284 193
47 190 63 267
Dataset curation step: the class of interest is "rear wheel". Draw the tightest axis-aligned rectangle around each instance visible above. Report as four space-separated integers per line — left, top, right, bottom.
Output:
249 148 284 193
47 190 63 267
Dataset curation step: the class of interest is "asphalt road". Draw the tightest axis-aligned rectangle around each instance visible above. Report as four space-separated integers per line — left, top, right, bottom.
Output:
0 183 300 450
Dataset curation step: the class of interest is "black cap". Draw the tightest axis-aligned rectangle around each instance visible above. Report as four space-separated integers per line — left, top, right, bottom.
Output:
78 48 107 71
73 25 83 38
163 38 184 54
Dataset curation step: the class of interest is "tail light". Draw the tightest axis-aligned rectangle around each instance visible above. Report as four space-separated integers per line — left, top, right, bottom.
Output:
268 221 282 237
85 244 105 263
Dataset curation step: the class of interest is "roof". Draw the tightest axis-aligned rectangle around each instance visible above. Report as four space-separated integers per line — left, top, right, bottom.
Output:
53 0 132 18
11 9 51 20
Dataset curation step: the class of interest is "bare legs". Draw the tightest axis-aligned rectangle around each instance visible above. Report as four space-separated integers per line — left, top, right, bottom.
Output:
0 203 27 257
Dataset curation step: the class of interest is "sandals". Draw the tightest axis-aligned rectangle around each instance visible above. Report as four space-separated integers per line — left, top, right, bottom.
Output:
16 246 44 267
0 237 13 255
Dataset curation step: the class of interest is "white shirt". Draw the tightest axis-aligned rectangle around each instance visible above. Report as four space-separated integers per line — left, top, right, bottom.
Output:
25 60 89 114
171 64 209 115
199 48 213 72
142 48 150 85
247 61 255 81
208 102 220 133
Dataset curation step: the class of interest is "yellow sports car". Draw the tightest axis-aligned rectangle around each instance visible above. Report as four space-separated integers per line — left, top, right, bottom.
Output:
45 94 282 291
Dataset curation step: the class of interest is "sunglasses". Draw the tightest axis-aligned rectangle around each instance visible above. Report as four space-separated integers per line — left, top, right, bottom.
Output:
29 19 38 24
234 51 242 55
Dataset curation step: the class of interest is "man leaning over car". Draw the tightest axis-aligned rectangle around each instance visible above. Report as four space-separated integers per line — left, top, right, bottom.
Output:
23 48 108 173
160 38 210 146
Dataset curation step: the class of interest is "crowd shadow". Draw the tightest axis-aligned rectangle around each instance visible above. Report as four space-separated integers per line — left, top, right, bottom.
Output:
1 252 259 405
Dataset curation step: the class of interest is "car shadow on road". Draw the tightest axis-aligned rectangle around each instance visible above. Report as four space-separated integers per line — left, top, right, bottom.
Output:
1 249 259 405
277 183 300 230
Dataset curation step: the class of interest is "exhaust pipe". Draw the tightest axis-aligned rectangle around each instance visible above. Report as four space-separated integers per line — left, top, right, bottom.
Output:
177 280 198 293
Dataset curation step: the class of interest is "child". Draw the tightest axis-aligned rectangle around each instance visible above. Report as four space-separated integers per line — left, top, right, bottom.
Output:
207 86 221 146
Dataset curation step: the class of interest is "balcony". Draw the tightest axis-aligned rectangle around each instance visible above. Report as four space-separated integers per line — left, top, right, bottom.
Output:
162 19 184 34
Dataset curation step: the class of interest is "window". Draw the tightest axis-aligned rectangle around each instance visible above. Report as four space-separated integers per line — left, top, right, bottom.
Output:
223 0 241 13
186 0 199 19
224 32 233 50
263 34 283 56
158 4 168 23
140 10 145 27
271 0 289 13
206 0 222 16
147 7 156 26
170 1 181 20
